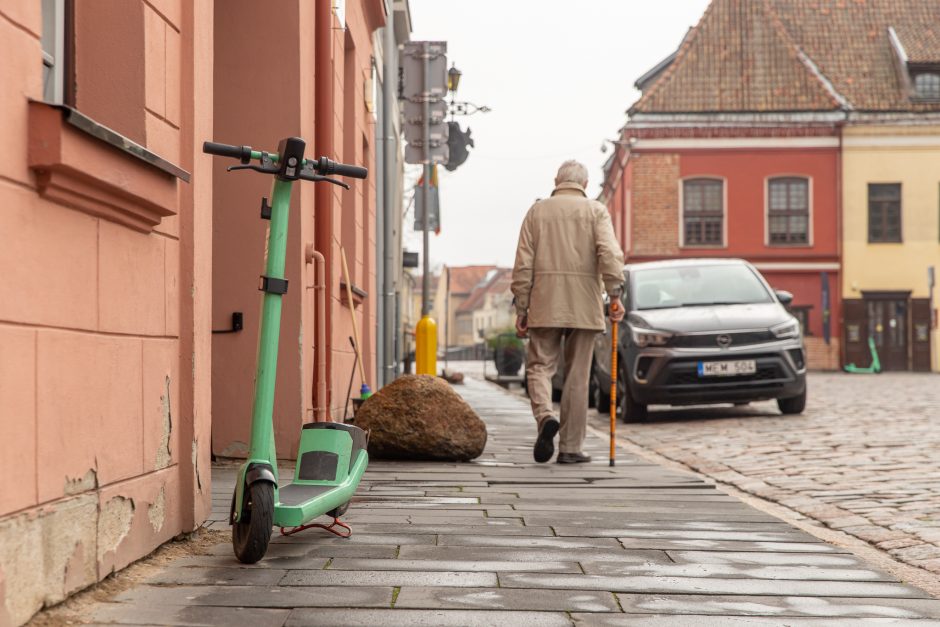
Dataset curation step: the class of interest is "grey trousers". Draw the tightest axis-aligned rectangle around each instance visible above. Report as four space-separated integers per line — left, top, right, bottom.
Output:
526 327 597 454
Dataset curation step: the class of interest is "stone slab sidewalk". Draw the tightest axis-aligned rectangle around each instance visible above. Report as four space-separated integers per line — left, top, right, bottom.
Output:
88 376 940 625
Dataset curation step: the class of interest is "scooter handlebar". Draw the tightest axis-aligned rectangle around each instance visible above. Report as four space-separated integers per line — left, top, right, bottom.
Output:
203 140 368 180
202 141 252 161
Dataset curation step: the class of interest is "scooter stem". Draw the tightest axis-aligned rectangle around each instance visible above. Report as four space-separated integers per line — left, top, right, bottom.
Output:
247 177 294 475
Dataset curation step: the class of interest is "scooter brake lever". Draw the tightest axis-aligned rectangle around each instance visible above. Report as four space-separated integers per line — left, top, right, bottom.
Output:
227 164 279 174
300 172 350 189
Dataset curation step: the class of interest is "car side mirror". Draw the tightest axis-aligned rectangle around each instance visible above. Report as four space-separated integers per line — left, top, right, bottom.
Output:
774 290 794 307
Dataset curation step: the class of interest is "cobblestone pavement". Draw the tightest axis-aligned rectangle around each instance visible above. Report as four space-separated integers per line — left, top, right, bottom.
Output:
72 374 940 625
599 372 940 581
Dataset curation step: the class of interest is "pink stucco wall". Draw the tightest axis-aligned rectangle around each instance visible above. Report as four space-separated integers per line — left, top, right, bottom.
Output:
0 1 213 624
210 1 383 461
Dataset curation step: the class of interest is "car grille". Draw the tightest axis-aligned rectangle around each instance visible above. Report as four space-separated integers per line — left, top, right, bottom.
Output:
671 330 776 348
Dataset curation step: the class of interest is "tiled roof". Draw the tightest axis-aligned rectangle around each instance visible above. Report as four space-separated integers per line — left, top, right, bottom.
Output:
447 265 497 295
631 0 940 115
457 268 512 314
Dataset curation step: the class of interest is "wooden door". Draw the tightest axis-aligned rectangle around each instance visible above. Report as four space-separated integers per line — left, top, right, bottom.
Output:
843 299 869 368
912 299 932 372
867 298 909 371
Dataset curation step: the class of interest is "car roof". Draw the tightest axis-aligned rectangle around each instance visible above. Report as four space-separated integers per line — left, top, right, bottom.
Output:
623 258 750 272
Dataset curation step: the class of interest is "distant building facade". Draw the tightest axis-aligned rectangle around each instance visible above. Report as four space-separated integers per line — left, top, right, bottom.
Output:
603 0 940 372
454 268 515 347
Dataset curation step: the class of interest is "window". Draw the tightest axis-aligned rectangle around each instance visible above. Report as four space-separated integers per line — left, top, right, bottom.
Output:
868 183 902 243
768 177 809 245
682 179 723 246
913 72 940 100
41 0 66 104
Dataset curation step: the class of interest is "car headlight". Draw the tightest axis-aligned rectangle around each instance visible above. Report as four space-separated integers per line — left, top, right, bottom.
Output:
771 319 801 339
631 327 672 348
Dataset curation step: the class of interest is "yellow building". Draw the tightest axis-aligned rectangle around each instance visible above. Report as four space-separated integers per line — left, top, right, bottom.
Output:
842 124 940 372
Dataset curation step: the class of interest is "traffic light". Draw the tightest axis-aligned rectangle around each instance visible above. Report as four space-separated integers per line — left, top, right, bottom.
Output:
444 122 474 172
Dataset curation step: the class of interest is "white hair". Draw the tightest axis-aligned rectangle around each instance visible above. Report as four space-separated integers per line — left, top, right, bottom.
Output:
555 160 589 187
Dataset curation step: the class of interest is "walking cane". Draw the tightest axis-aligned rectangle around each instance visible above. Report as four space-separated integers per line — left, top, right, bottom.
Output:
609 301 620 467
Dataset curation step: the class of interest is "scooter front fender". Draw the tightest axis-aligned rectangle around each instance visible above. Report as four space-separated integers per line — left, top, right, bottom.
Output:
231 461 278 524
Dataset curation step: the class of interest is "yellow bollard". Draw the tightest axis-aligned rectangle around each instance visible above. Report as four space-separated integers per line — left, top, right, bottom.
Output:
415 315 438 375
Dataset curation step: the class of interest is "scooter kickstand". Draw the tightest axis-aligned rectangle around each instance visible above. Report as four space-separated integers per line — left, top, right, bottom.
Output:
279 517 352 539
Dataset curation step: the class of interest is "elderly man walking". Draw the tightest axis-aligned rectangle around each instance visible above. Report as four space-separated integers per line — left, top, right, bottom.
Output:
512 160 625 464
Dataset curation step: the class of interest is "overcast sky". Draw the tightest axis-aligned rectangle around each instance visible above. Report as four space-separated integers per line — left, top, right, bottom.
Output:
403 0 711 269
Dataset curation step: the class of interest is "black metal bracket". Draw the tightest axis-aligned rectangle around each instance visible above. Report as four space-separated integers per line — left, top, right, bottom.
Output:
212 311 244 334
260 196 272 220
260 276 288 294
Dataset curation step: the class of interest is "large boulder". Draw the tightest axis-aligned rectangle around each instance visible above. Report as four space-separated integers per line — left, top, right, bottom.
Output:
355 375 487 461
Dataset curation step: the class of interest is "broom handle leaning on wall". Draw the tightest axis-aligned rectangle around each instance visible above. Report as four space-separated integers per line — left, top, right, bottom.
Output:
340 247 368 384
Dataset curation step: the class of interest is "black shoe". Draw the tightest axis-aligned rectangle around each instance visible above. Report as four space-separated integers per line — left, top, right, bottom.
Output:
533 418 559 463
557 452 592 464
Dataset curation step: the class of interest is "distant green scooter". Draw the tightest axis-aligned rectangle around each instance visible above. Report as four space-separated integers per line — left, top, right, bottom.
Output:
203 137 370 564
844 337 882 374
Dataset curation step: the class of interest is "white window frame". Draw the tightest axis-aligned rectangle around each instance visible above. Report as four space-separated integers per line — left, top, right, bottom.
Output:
764 175 814 247
41 0 66 104
678 176 727 248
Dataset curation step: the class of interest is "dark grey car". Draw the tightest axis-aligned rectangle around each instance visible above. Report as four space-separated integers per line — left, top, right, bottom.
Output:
593 258 807 422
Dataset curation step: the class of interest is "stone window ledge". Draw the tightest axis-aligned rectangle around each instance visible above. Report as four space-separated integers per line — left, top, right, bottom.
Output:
27 101 188 233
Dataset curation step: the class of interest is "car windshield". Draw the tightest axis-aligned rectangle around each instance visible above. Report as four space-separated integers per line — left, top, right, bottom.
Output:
631 264 773 310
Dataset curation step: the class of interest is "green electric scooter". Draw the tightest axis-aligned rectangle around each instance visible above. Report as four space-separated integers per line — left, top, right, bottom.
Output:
203 137 370 564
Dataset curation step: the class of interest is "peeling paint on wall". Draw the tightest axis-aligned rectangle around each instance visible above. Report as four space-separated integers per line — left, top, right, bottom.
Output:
156 376 173 470
0 567 13 627
97 496 134 569
147 488 166 533
64 468 98 496
0 495 97 626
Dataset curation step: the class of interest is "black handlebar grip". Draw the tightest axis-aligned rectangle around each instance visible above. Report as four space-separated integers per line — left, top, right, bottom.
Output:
203 141 251 161
331 162 369 179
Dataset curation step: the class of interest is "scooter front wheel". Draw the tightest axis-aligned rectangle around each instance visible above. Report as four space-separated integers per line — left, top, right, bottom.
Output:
232 482 274 564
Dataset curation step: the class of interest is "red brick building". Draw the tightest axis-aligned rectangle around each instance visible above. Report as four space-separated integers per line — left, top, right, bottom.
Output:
602 0 849 369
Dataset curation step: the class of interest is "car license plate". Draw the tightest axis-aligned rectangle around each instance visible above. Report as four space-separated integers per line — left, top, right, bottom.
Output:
698 360 757 377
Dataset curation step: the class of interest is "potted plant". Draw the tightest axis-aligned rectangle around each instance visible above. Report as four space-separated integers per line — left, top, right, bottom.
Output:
488 330 525 376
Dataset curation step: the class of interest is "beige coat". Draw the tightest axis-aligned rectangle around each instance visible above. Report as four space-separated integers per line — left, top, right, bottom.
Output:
511 182 625 331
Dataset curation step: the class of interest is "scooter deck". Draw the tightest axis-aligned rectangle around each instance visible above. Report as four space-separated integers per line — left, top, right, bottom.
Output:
273 422 368 528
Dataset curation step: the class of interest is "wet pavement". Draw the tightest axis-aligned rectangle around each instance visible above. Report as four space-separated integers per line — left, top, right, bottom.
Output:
87 374 940 625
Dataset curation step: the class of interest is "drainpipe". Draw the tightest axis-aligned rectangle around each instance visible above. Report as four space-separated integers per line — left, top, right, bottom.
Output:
306 246 328 422
376 58 385 387
836 114 845 368
315 1 334 417
382 17 396 384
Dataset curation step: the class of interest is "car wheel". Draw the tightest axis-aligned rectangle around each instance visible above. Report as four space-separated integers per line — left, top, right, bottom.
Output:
777 387 807 415
619 359 647 423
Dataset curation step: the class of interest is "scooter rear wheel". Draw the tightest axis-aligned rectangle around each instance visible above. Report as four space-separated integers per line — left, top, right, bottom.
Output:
328 501 351 518
232 482 274 564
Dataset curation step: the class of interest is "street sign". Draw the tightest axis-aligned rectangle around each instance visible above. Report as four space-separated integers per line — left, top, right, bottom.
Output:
402 100 448 140
401 41 448 100
405 143 449 165
401 41 449 165
414 184 440 231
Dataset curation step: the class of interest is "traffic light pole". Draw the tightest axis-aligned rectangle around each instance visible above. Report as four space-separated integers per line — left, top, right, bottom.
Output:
415 41 438 376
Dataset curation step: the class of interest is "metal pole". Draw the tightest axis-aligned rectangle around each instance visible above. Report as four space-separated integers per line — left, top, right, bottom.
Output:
382 21 397 385
421 42 431 317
